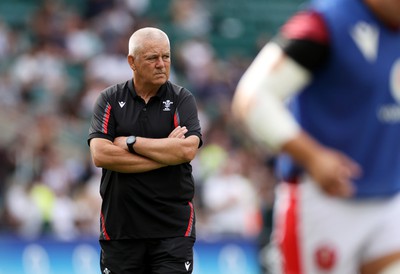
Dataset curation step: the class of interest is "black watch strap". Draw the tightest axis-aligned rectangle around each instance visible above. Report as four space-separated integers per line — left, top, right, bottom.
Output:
126 136 136 153
128 144 135 153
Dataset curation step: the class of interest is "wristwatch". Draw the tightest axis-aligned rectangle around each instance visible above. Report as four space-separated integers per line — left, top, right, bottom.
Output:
126 135 136 153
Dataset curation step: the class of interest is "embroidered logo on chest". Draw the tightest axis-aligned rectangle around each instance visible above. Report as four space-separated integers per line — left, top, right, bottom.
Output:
162 100 174 111
314 244 337 271
350 21 379 62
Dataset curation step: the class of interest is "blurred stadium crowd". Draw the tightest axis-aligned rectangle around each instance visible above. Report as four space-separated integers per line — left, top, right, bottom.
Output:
0 0 302 245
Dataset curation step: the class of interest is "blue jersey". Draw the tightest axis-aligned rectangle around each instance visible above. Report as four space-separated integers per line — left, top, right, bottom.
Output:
278 0 400 197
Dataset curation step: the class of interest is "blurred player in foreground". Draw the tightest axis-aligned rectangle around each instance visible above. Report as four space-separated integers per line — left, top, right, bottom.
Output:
232 0 400 273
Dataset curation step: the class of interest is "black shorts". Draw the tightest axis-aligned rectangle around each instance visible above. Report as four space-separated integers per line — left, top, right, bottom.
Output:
100 237 195 274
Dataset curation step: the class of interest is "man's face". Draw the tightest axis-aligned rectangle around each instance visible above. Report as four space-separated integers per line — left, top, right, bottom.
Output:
133 38 171 87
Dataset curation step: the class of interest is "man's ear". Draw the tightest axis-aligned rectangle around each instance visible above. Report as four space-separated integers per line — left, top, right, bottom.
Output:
127 55 135 70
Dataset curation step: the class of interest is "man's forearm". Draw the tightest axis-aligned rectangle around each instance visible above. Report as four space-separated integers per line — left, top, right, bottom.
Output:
101 152 167 173
91 138 167 173
133 136 199 165
281 131 322 172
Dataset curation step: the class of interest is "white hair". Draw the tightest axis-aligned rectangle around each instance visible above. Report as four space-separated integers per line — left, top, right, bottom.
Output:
128 27 170 56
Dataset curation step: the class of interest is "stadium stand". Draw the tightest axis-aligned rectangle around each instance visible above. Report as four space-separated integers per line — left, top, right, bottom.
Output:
0 1 303 273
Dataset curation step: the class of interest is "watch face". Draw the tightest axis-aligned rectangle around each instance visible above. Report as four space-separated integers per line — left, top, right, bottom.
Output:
127 136 136 145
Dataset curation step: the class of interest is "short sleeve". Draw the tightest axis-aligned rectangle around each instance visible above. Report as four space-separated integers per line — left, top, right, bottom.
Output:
273 10 330 71
175 89 203 148
87 91 115 146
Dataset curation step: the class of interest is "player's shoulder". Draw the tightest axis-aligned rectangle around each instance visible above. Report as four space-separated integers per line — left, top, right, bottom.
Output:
280 10 329 44
273 10 330 71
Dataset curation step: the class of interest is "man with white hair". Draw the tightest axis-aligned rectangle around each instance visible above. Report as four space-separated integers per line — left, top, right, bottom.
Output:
88 27 202 274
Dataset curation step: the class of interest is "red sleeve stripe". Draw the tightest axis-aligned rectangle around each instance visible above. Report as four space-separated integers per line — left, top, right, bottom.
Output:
281 10 329 44
102 103 111 134
184 201 194 237
100 212 111 240
173 110 180 128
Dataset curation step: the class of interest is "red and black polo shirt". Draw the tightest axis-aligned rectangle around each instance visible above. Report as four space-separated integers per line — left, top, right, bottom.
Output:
88 79 202 240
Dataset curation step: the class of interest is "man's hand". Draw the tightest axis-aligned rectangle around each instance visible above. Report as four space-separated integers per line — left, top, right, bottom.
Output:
168 126 188 139
306 147 362 197
283 131 362 198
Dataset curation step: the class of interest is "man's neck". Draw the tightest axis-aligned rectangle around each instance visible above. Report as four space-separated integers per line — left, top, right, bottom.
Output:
133 81 161 103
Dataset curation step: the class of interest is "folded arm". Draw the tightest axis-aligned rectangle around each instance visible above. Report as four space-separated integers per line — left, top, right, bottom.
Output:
113 126 200 165
89 138 166 173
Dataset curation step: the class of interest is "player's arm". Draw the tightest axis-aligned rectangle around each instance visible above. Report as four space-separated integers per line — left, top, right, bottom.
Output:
90 138 166 173
232 11 361 197
233 11 330 150
232 42 307 151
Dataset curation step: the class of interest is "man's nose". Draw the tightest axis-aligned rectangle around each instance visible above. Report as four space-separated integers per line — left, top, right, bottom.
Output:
155 57 165 67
